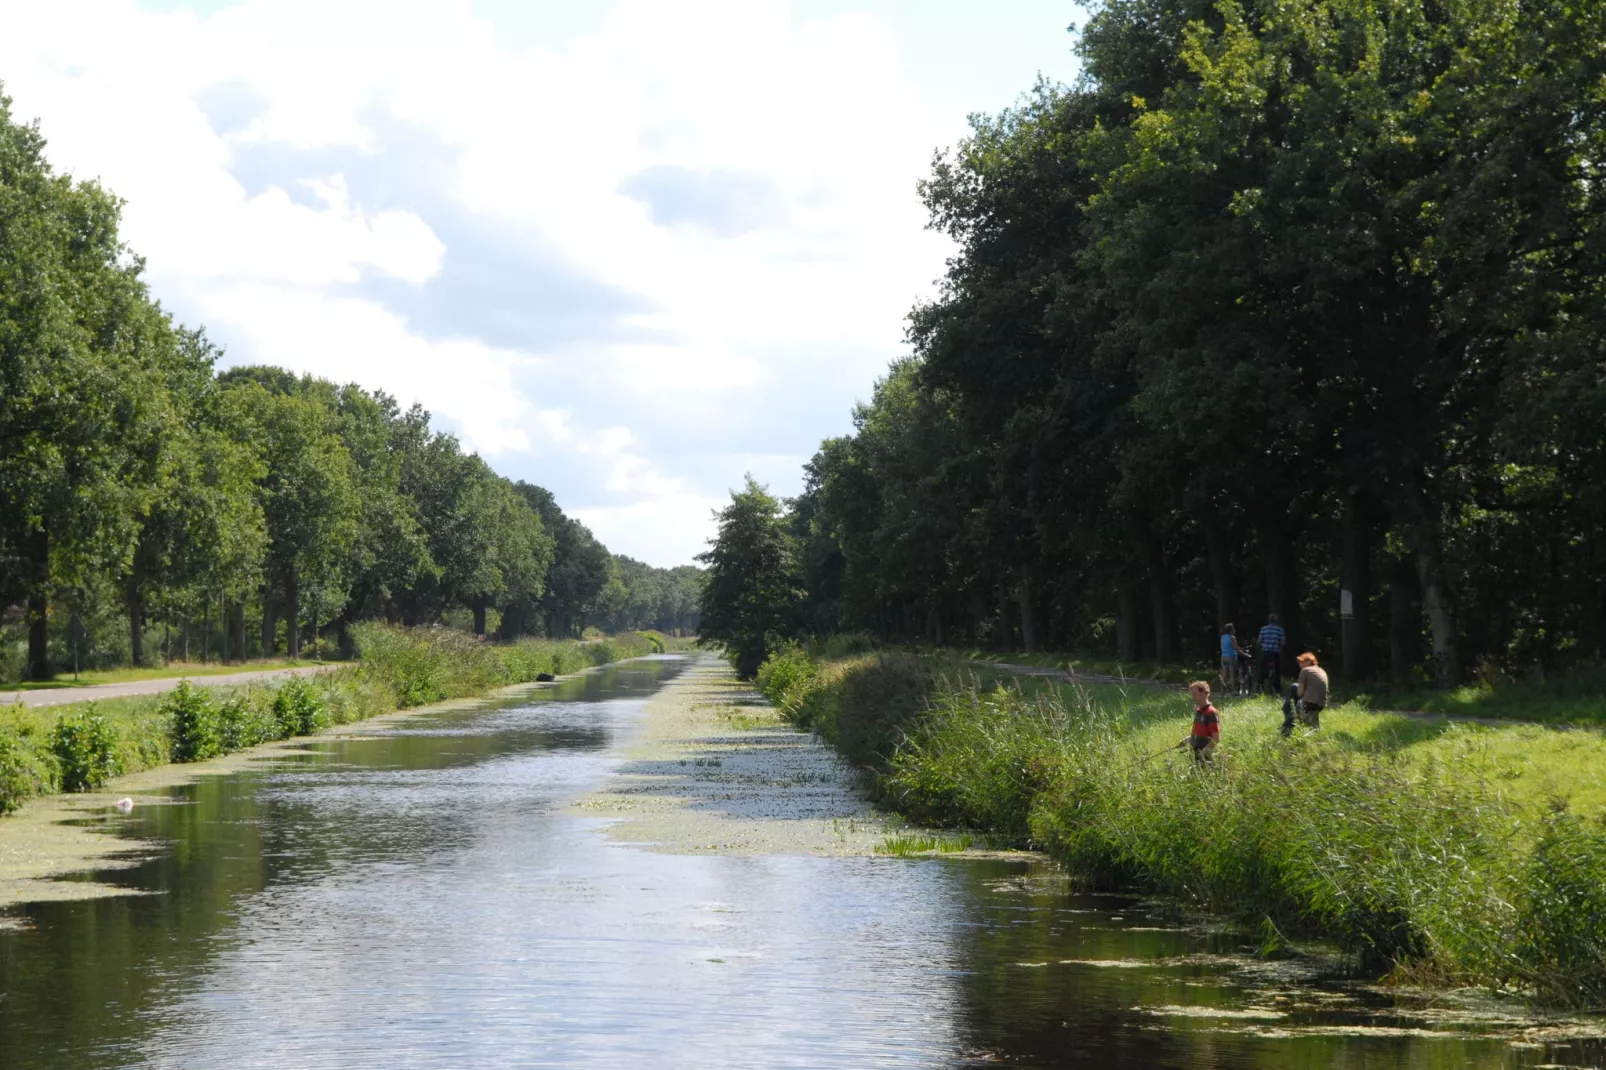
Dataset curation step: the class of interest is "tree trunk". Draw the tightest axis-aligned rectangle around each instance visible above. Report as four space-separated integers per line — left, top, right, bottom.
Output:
1340 492 1373 681
1018 576 1039 653
925 603 943 646
201 602 210 665
227 602 246 663
969 590 987 645
1388 557 1418 686
1416 546 1461 687
472 599 487 637
1204 524 1235 636
1116 584 1140 662
128 584 145 667
261 594 276 657
286 565 301 659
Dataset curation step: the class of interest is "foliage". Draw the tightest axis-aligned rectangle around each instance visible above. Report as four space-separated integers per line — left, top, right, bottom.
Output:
48 709 122 792
217 693 277 752
786 0 1606 689
697 477 803 678
0 733 51 814
271 677 327 738
164 681 221 762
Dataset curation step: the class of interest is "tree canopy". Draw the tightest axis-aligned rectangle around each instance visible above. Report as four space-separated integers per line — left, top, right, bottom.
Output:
787 0 1606 686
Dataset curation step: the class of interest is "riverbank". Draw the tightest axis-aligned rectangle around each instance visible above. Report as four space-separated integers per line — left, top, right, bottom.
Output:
0 626 663 817
0 629 666 907
757 647 1606 1008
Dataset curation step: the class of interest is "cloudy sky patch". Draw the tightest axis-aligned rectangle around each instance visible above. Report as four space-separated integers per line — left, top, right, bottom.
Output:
0 0 1082 565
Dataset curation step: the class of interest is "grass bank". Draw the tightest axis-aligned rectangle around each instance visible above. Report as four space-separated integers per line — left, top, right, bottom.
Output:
0 626 661 815
757 646 1606 1007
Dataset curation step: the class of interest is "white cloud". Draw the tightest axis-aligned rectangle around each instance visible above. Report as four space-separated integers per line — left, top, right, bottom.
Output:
0 0 969 566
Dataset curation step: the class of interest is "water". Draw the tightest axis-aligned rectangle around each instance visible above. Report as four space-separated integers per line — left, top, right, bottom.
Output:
1 654 1600 1069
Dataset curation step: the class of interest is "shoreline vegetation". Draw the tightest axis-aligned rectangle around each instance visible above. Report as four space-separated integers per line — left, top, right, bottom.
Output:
0 625 672 817
756 642 1606 1009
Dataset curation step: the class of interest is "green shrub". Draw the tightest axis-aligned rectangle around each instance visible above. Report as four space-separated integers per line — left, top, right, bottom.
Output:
165 682 222 762
756 645 823 722
638 630 667 653
218 692 277 751
0 733 53 813
273 678 328 737
830 653 934 772
49 709 122 792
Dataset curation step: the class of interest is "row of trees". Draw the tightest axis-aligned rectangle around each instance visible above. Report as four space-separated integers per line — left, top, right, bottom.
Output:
771 0 1604 685
0 90 699 679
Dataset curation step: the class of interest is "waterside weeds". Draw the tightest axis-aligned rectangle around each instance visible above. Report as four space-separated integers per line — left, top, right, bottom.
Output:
759 648 1606 1007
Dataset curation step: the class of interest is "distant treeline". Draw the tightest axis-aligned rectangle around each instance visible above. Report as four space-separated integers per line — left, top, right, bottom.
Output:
0 90 700 679
787 0 1605 685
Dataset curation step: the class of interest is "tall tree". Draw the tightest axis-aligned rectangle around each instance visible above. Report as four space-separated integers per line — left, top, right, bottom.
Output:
697 477 801 678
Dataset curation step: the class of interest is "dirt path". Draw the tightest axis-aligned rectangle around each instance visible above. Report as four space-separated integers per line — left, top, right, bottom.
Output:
572 654 894 855
0 664 341 710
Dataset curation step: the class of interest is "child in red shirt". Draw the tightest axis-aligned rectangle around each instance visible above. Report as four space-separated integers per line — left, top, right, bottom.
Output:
1180 680 1219 762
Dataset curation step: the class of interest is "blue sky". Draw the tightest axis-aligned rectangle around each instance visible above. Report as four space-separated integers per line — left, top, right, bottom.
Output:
3 0 1084 565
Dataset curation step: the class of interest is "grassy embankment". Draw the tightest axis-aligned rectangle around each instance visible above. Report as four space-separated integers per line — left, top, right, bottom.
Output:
756 645 1606 1007
0 625 669 815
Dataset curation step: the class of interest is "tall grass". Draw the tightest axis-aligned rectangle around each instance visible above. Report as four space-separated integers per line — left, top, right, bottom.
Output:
0 626 659 815
758 646 1606 1006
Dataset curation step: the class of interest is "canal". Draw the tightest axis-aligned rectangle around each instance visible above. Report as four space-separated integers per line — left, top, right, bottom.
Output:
1 654 1600 1068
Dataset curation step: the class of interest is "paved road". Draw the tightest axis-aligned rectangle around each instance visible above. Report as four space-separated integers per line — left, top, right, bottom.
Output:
0 665 342 710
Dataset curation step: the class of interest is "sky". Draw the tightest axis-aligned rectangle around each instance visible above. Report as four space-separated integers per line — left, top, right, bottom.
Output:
0 0 1084 567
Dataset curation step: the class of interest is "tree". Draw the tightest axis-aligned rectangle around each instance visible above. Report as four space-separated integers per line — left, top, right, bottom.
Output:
697 477 801 678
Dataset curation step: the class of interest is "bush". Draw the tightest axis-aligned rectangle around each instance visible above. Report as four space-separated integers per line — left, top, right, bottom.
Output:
49 709 122 792
831 653 935 772
756 645 823 722
273 677 328 737
165 682 222 762
353 623 508 707
0 734 53 814
218 692 277 751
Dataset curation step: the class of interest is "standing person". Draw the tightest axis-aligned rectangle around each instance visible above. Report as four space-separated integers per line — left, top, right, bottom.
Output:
1178 680 1220 763
1295 652 1328 729
1219 624 1248 693
1257 613 1287 694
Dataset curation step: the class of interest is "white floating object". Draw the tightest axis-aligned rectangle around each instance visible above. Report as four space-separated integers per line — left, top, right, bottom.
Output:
114 797 134 814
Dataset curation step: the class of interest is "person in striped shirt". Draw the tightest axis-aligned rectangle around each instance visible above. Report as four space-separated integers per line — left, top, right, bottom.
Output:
1257 613 1286 693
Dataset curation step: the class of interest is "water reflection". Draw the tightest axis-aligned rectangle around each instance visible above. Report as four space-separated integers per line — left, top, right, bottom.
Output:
0 655 1600 1069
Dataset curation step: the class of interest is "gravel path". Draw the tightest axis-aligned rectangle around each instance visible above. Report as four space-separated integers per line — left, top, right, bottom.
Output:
0 664 341 709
